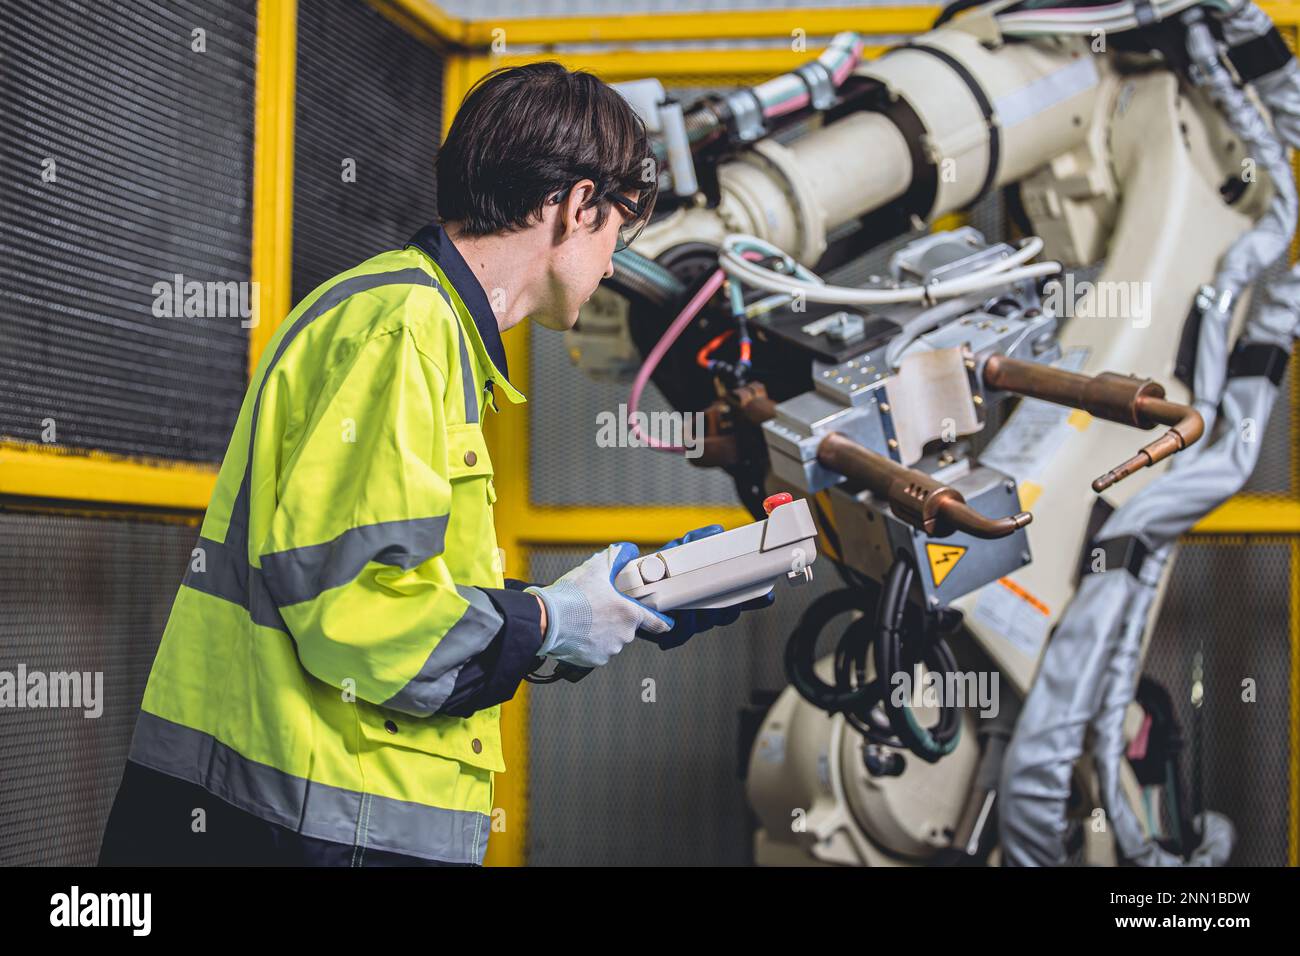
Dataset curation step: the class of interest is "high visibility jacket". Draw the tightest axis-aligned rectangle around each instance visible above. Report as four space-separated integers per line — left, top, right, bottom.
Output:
128 223 543 865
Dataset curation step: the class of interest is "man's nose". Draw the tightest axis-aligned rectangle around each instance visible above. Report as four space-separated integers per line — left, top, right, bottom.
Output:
603 258 615 279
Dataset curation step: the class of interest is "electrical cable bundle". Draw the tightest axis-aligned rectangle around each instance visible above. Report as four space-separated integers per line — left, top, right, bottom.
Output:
784 553 964 764
996 0 1233 37
935 0 1237 36
718 234 1060 307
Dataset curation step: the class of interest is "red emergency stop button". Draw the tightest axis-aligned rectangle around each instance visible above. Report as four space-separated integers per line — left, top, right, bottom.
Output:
762 492 794 515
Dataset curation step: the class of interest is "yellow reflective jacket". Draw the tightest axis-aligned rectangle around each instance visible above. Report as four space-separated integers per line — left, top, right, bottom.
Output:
129 223 540 864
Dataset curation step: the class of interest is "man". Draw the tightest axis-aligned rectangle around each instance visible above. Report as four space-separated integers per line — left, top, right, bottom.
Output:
98 62 768 867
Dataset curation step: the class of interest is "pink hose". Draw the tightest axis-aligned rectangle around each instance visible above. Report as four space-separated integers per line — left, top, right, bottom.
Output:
627 267 727 452
764 93 810 119
832 40 866 86
627 251 763 452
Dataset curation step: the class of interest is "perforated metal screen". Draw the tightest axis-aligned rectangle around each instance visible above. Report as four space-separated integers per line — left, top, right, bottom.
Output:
0 0 255 463
0 513 194 866
1143 539 1292 866
291 0 443 305
526 547 828 866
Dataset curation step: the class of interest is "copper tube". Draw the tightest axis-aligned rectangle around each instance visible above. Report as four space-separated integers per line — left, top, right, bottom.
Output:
982 354 1204 492
982 354 1166 426
816 432 1031 540
1091 396 1205 492
689 383 782 469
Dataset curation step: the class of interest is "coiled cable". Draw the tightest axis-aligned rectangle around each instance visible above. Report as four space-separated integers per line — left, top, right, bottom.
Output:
784 553 963 763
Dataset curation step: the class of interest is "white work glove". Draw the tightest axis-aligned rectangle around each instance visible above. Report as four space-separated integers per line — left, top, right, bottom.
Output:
526 543 672 668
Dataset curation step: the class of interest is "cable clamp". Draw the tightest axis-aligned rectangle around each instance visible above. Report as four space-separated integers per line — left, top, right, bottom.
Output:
794 61 837 111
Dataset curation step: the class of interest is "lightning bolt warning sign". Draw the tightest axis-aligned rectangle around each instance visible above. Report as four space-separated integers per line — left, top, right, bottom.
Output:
925 542 967 588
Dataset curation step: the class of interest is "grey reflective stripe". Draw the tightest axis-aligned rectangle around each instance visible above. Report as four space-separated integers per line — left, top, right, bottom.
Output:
383 586 504 716
456 321 479 424
227 267 438 546
129 711 490 865
430 278 479 425
184 536 287 632
260 515 450 608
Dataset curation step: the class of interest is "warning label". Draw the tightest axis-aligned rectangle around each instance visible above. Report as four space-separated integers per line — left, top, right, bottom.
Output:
925 542 967 588
971 577 1053 658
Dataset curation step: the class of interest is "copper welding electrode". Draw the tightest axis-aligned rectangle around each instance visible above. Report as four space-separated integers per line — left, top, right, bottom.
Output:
981 354 1205 493
816 432 1033 540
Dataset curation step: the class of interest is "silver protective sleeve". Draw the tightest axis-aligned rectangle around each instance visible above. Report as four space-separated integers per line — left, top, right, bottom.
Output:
999 2 1299 866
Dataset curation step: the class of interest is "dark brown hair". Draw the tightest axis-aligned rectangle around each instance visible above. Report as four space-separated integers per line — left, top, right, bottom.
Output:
435 62 655 237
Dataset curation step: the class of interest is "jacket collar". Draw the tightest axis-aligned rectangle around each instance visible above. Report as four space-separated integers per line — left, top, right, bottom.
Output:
406 222 520 399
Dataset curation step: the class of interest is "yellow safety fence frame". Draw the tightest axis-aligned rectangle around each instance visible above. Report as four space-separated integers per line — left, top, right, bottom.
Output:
0 0 1294 866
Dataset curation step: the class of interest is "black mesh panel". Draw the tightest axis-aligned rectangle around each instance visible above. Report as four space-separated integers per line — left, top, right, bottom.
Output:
291 0 442 306
0 512 194 866
0 0 255 463
1143 539 1292 866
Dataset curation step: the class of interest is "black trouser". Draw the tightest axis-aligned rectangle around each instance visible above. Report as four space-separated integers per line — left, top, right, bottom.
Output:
98 760 469 867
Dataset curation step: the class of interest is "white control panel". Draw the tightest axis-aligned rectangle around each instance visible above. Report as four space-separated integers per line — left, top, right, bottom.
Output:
614 495 819 611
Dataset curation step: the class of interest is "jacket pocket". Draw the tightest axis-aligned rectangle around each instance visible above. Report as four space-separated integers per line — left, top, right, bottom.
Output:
446 423 493 481
444 422 501 586
357 700 505 773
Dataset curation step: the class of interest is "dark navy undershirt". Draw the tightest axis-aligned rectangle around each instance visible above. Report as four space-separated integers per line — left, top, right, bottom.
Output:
406 221 511 385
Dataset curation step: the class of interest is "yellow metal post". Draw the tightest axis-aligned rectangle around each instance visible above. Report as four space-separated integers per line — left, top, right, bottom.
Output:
250 0 298 371
0 442 216 509
455 45 891 85
385 0 469 45
483 308 533 868
437 66 533 867
460 5 938 45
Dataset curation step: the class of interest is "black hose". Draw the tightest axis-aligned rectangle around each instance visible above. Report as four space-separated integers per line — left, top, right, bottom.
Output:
872 553 961 763
784 589 876 714
785 552 963 763
934 0 996 28
934 0 1046 29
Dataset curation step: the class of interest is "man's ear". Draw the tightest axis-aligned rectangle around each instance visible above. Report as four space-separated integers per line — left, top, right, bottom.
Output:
557 179 598 241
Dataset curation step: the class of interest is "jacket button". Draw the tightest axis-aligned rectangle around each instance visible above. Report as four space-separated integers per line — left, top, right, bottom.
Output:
471 738 482 754
384 720 398 734
464 450 477 466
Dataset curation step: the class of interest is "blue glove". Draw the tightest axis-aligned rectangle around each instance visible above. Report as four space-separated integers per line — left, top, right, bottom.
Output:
638 525 776 651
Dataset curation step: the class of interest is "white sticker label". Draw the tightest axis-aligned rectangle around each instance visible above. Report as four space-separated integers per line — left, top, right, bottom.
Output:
972 578 1052 658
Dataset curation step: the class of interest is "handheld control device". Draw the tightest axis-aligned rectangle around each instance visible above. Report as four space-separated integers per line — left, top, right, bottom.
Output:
551 494 819 682
614 493 819 610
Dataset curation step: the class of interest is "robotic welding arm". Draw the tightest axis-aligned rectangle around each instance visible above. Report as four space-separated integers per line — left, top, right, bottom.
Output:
575 0 1300 867
619 15 1107 266
585 0 1271 595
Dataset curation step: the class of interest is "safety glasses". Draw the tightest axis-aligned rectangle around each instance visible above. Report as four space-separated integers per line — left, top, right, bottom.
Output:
550 182 655 252
606 192 650 252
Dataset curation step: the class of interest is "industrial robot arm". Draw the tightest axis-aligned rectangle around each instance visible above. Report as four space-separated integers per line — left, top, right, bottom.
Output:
568 0 1300 867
